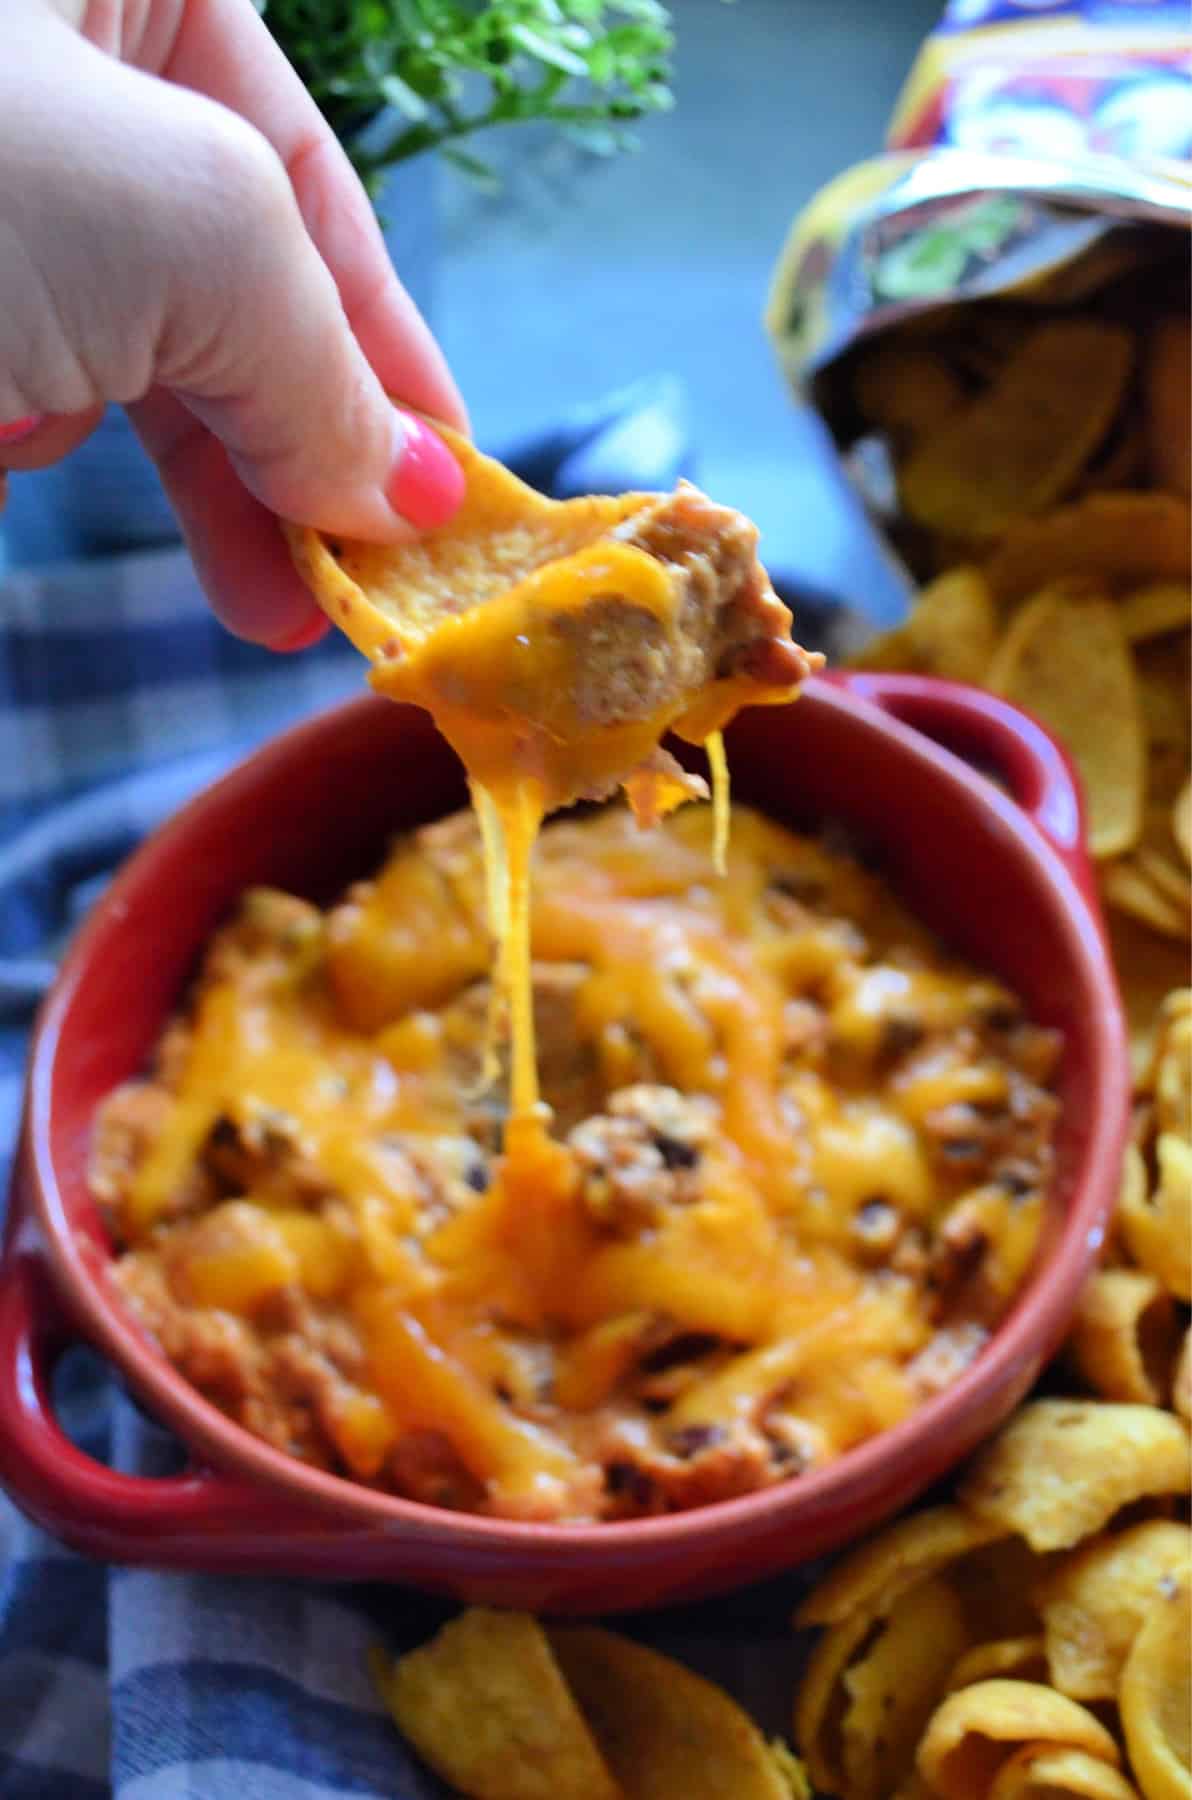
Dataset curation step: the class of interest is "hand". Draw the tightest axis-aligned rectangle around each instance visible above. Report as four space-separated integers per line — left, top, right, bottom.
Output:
0 0 468 646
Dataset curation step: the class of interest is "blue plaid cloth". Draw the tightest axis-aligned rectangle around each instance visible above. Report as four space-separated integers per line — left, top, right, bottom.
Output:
0 404 831 1797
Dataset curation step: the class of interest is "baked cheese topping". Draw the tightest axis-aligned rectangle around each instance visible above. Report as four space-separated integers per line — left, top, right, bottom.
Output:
94 804 1061 1522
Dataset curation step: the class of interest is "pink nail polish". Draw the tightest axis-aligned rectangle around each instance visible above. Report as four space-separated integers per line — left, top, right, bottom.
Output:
386 414 466 530
0 414 43 446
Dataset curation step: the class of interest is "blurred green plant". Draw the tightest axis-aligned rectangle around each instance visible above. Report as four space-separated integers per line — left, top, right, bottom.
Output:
258 0 676 190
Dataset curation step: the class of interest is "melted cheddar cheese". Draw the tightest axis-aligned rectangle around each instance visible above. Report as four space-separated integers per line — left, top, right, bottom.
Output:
284 440 820 1190
94 804 1061 1522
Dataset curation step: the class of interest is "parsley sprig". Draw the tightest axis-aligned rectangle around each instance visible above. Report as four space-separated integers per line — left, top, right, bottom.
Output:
258 0 676 189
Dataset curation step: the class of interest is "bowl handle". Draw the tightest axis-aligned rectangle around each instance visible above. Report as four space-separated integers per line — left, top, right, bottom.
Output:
828 670 1094 899
0 1237 332 1563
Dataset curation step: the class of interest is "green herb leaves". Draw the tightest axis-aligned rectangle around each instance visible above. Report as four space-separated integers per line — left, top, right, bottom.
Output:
260 0 676 188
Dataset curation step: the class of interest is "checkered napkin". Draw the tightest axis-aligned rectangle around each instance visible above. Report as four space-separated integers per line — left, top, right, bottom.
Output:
0 410 830 1797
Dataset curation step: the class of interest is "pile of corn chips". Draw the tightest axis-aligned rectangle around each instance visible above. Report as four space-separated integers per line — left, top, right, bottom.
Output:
846 294 1191 1039
793 292 1192 1798
371 1608 812 1798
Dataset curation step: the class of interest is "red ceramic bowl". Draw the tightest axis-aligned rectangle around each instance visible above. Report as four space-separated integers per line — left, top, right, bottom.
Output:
0 672 1128 1613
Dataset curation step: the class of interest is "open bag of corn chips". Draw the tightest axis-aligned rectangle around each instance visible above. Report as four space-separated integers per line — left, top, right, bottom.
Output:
364 8 1190 1798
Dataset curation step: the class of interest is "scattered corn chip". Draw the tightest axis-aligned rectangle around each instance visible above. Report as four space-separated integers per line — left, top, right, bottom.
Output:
1104 916 1190 1083
547 1627 792 1800
851 346 967 443
1153 1005 1192 1140
795 1504 1005 1627
840 1575 971 1800
948 1639 1049 1693
906 566 999 684
1118 1135 1192 1304
1033 1521 1192 1701
986 493 1191 606
987 585 1144 857
990 1745 1141 1799
900 323 1133 541
1118 1574 1191 1800
793 1608 873 1795
956 1399 1192 1551
1119 585 1192 644
1066 1268 1181 1407
1103 860 1190 941
373 1610 620 1800
948 1537 1055 1642
917 1680 1120 1800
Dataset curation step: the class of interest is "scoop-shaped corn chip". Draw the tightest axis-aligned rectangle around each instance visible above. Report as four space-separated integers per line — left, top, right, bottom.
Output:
1153 1006 1192 1141
373 1610 620 1800
851 345 967 443
990 1745 1141 1800
1105 918 1191 1084
1119 585 1192 645
795 1505 1005 1627
1119 1574 1191 1800
988 585 1144 857
794 1607 873 1795
909 566 1000 684
949 1537 1055 1642
1118 1135 1192 1304
839 1575 972 1800
1066 1269 1181 1407
287 432 647 662
284 428 814 809
899 322 1133 542
1133 849 1192 920
1135 633 1191 760
986 494 1191 606
546 1626 791 1800
986 493 1192 612
957 1400 1192 1551
917 1680 1120 1800
948 1638 1049 1693
1102 860 1190 942
1033 1521 1192 1702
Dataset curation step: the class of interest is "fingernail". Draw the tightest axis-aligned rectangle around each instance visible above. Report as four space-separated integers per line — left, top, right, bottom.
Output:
0 414 43 445
386 413 465 530
274 610 330 653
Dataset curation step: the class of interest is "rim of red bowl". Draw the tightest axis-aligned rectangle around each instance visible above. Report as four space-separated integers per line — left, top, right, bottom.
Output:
22 676 1129 1551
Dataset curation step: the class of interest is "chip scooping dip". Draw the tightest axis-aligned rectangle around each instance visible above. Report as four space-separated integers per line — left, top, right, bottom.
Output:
285 430 821 1200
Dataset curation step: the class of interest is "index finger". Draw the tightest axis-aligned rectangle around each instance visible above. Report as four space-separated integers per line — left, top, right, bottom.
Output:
151 0 467 432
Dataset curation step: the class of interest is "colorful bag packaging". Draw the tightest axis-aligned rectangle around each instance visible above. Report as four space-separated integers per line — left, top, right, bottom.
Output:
766 0 1191 595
